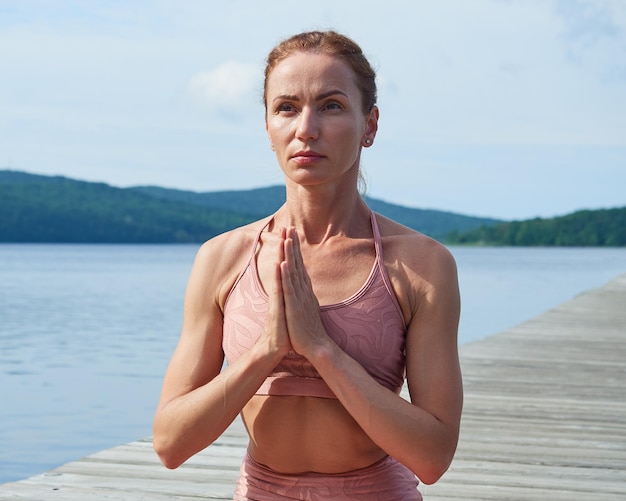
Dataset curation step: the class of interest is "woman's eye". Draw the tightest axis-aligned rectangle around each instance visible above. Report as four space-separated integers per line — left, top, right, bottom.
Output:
323 102 342 111
276 103 296 113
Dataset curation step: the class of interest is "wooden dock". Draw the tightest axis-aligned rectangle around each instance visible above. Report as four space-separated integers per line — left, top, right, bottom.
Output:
1 273 625 500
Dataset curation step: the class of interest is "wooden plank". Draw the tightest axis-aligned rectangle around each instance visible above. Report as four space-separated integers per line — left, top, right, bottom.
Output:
1 273 625 500
423 272 626 500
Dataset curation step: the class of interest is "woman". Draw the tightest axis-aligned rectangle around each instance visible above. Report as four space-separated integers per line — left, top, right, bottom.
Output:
153 30 463 500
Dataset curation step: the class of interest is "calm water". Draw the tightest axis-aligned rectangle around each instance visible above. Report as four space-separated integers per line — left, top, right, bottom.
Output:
1 244 625 483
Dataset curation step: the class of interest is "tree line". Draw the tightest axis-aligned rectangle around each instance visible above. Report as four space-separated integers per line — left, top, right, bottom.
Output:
446 208 626 246
1 170 623 246
0 170 498 243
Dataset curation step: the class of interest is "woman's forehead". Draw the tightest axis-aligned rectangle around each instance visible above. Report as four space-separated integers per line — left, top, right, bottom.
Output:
266 52 358 97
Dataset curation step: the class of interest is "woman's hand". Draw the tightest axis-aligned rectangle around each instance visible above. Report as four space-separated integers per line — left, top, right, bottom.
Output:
279 227 330 357
263 228 293 358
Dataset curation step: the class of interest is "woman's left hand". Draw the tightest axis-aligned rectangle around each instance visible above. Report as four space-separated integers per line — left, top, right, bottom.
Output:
279 227 330 358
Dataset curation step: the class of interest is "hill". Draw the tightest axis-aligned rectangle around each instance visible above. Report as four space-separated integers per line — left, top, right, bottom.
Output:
0 171 251 243
447 208 626 246
130 185 501 240
0 170 499 243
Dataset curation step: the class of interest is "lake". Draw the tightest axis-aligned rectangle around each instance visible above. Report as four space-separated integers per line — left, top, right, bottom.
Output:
1 244 625 484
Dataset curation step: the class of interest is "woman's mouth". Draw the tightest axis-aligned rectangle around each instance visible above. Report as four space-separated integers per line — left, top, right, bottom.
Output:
291 150 325 164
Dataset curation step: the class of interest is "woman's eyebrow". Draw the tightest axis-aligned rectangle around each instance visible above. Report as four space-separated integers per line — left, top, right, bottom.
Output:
272 94 299 103
316 89 348 101
272 90 348 103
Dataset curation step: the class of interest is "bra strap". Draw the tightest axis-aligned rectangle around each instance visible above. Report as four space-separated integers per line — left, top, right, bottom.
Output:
370 210 384 264
370 210 406 326
249 215 274 262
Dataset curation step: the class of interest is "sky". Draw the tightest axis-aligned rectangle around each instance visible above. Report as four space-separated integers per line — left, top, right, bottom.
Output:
1 0 625 220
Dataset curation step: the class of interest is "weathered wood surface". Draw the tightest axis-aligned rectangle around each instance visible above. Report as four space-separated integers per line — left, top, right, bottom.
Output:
1 273 625 500
422 272 626 500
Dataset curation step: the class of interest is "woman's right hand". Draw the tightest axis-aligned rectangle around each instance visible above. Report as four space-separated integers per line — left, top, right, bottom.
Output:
263 228 293 358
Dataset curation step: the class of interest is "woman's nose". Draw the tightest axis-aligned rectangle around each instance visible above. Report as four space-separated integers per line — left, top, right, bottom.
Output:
295 108 319 141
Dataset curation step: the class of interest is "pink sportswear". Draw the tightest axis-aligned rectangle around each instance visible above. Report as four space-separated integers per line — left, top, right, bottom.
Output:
233 451 422 500
222 211 407 398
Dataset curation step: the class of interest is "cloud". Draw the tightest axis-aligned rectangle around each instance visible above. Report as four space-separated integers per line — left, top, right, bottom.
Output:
555 0 626 81
1 0 624 218
188 61 261 118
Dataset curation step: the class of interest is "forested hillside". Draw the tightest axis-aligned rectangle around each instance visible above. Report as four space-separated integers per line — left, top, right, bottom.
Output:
4 170 622 245
447 208 626 246
1 170 499 243
0 171 251 243
131 185 502 240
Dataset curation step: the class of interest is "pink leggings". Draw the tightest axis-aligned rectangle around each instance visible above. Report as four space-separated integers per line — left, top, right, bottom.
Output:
233 451 422 500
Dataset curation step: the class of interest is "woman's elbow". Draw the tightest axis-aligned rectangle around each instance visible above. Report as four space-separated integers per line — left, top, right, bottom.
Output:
153 433 186 470
152 416 192 470
411 446 457 485
152 417 221 470
418 458 452 485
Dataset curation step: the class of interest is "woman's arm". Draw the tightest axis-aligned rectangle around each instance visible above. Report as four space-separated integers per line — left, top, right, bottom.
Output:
280 228 463 484
153 232 290 469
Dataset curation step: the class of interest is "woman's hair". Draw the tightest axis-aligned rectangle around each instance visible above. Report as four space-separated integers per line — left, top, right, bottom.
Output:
263 30 377 115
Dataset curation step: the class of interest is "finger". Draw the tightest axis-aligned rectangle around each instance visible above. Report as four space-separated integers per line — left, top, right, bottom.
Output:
283 231 297 282
278 227 286 274
280 260 297 317
269 265 294 355
267 261 282 329
285 227 305 284
288 226 301 256
273 261 283 306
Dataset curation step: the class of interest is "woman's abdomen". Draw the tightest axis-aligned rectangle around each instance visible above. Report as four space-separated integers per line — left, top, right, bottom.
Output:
241 394 385 474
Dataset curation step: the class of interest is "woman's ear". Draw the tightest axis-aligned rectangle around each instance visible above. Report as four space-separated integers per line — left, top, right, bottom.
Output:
362 106 379 147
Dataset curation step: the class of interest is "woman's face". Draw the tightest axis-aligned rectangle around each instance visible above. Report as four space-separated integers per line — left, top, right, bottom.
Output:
265 51 378 189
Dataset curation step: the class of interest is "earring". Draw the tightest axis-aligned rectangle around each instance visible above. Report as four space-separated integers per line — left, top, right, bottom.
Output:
364 138 372 145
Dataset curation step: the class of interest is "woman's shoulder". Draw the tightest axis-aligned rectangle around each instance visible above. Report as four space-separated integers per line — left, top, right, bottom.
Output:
373 211 457 297
198 216 270 260
374 212 454 261
191 216 273 306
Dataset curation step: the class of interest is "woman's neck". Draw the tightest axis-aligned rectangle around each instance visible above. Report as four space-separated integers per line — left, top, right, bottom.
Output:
276 182 371 245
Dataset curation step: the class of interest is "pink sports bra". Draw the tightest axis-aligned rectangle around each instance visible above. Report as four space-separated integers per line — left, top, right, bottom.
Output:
222 211 407 399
